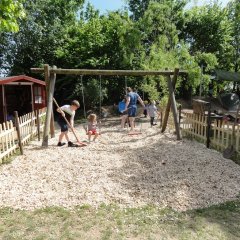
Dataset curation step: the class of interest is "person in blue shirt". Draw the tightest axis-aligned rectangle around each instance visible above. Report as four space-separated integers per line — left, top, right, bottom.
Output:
125 87 145 132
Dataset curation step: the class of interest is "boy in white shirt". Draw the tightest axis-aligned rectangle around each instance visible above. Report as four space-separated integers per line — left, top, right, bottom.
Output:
56 100 80 147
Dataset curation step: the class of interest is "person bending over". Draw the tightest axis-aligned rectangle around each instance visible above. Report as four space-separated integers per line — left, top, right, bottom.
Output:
56 100 80 147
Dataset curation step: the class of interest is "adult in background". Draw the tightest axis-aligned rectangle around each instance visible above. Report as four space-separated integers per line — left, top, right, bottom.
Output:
125 87 145 132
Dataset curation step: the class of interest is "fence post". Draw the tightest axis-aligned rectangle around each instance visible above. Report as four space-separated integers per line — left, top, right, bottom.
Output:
14 111 24 155
206 103 211 148
36 109 41 141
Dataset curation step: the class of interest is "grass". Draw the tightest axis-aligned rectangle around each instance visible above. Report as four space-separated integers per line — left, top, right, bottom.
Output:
0 201 240 240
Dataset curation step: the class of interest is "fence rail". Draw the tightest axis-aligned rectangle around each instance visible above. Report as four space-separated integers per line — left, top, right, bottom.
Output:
0 108 46 164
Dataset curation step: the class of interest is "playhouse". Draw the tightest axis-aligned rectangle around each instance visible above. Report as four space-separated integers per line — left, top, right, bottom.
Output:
0 75 46 122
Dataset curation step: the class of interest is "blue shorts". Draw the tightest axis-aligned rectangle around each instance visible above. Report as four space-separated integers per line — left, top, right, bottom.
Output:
57 119 68 132
128 106 137 117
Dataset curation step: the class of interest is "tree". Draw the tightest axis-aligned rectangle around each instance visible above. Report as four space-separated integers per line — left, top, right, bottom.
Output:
225 0 240 72
127 0 188 21
0 0 84 75
55 6 143 105
182 3 232 64
0 0 25 32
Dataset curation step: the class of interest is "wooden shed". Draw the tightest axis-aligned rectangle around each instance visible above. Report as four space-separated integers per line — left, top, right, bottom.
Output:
0 75 46 123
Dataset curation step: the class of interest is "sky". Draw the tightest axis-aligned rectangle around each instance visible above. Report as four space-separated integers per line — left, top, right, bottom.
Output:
86 0 231 14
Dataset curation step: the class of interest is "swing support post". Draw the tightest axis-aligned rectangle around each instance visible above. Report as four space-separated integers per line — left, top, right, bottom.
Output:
161 68 179 133
42 65 56 146
167 74 182 140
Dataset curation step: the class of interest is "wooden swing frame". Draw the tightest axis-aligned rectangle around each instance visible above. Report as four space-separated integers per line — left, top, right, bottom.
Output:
31 64 187 147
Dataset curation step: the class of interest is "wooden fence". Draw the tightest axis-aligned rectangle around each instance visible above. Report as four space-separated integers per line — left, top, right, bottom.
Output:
180 112 240 157
0 108 46 164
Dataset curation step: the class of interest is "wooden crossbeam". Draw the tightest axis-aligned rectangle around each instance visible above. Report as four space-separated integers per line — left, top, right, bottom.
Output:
31 67 187 77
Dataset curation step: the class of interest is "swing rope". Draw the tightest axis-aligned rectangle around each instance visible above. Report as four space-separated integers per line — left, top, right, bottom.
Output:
99 75 102 133
80 75 87 119
125 76 127 95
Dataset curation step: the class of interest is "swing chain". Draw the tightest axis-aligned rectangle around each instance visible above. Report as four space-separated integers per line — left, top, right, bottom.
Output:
80 75 87 119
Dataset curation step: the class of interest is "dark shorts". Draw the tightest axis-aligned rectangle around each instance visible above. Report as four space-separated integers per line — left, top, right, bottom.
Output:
128 106 137 117
57 120 68 132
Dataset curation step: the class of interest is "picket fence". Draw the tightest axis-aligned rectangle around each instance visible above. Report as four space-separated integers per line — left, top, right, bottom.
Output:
0 108 46 164
181 112 240 157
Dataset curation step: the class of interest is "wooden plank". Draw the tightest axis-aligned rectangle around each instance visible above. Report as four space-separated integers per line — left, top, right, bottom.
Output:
21 131 37 144
236 124 239 152
19 118 35 127
161 68 179 133
36 109 41 141
14 111 24 155
206 103 211 148
50 111 55 138
6 122 9 158
31 67 187 76
31 84 34 112
0 145 18 159
42 66 56 147
44 65 55 138
167 75 181 140
0 127 15 138
2 122 6 161
0 124 2 164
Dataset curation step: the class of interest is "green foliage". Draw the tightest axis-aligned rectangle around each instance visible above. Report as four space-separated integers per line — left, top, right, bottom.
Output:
182 3 233 67
0 0 25 32
0 0 239 107
225 0 240 72
0 0 84 75
127 0 189 21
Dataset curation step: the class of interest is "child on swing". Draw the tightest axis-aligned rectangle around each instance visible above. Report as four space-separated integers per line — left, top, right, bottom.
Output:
87 113 99 142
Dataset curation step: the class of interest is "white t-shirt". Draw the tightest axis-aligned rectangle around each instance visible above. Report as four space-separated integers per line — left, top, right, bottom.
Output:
60 105 75 121
147 104 158 117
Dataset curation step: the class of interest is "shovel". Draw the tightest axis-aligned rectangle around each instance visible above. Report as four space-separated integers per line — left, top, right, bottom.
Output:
223 103 240 159
53 98 87 147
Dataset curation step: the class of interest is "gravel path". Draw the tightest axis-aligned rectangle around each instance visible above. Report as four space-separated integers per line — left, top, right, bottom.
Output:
0 121 240 211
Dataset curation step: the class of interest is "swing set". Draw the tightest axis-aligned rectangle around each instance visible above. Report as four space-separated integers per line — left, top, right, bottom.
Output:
31 64 187 147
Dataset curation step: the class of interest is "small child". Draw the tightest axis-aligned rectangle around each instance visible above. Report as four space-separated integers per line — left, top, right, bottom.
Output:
56 100 80 147
87 113 99 142
147 100 158 127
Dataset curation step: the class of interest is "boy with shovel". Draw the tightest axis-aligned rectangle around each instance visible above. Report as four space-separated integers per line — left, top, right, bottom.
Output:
56 100 81 147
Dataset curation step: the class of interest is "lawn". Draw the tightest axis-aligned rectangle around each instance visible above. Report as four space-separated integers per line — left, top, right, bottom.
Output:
0 200 240 240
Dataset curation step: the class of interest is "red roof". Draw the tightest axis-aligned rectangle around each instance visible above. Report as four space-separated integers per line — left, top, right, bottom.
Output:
0 75 46 86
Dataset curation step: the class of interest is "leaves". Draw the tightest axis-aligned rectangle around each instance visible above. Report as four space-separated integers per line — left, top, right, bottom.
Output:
0 0 239 107
0 0 26 32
